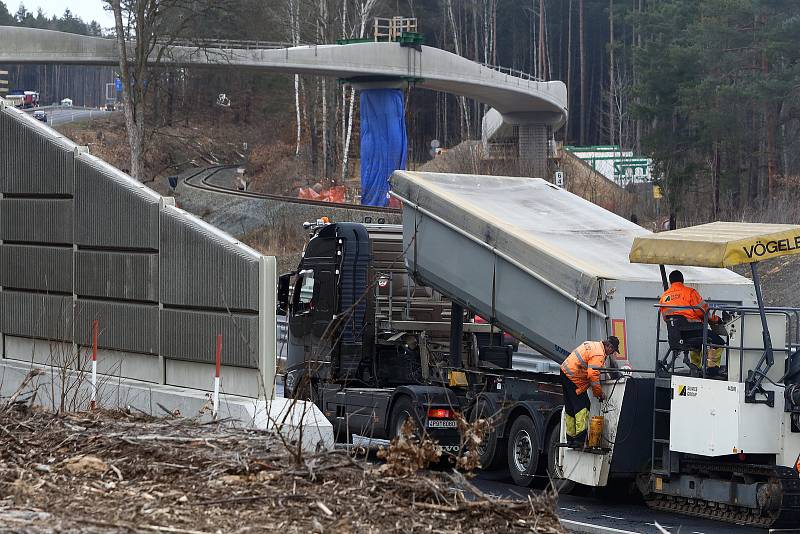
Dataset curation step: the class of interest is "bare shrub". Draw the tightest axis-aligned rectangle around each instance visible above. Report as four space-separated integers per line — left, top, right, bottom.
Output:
376 418 442 476
455 413 491 472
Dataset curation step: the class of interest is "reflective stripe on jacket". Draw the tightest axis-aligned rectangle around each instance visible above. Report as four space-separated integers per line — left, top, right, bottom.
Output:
659 282 707 322
560 341 606 398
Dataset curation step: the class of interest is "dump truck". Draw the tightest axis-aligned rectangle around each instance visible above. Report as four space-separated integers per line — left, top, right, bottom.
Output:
280 220 566 485
281 171 761 494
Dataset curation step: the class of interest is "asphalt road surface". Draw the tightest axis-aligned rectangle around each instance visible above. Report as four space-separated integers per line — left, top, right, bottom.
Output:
473 471 764 534
273 382 764 533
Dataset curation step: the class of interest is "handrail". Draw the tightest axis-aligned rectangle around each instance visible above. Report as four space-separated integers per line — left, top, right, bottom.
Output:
480 63 543 82
654 302 800 384
155 38 305 50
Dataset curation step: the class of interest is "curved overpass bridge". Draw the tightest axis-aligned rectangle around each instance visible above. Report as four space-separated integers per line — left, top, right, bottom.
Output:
0 26 566 128
0 26 568 198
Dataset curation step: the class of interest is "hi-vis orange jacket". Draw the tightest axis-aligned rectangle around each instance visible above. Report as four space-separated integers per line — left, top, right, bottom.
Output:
560 341 606 397
659 282 708 322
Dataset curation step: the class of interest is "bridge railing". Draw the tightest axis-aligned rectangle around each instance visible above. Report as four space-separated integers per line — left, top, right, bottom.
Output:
480 63 544 83
156 37 302 50
157 37 546 87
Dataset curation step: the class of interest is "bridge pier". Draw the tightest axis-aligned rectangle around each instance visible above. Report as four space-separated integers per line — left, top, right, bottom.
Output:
501 111 565 180
352 80 408 207
517 123 549 179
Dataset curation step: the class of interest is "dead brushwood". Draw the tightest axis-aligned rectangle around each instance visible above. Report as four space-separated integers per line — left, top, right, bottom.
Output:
375 418 442 476
0 407 565 533
455 413 491 472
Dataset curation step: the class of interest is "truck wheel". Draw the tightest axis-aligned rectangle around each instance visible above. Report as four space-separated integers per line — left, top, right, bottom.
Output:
546 423 575 494
472 398 506 470
389 396 421 440
507 415 540 487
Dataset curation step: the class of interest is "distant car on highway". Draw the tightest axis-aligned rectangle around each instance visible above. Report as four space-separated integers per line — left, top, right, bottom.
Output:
33 110 47 122
61 98 73 107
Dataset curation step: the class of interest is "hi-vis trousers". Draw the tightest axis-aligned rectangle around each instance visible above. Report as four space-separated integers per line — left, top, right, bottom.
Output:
560 372 591 445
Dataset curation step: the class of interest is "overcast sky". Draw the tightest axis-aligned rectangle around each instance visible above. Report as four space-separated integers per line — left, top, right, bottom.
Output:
28 0 115 28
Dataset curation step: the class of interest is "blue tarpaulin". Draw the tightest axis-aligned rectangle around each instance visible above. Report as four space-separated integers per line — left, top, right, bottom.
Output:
359 89 407 207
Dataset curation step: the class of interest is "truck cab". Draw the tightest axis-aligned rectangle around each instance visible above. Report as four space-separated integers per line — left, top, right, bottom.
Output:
280 221 460 442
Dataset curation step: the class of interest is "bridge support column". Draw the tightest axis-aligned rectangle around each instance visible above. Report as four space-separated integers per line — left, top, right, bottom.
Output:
357 86 407 207
518 123 549 179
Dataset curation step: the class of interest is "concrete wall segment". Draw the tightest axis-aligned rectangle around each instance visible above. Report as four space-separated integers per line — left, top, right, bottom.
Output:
0 244 72 293
159 205 260 311
1 290 73 341
75 249 159 302
160 308 259 368
0 198 74 244
74 299 159 354
0 110 75 195
74 156 159 249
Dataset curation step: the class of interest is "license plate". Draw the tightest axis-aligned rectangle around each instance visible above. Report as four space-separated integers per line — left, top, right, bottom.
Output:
427 419 457 428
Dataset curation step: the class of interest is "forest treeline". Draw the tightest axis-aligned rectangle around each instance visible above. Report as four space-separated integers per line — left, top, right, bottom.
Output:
2 0 799 222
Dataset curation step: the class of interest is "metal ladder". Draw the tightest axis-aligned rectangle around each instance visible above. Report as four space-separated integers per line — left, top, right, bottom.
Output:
651 374 674 476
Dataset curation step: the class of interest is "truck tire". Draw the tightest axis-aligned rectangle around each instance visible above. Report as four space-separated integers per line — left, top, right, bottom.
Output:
546 422 575 494
389 396 421 440
472 398 506 470
507 415 540 487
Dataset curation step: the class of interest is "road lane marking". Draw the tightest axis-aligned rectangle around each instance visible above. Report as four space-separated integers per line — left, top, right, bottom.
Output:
507 488 526 499
560 519 639 534
560 507 578 512
601 515 626 520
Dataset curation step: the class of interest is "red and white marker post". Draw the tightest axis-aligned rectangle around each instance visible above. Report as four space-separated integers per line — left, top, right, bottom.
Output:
90 319 98 410
213 334 222 418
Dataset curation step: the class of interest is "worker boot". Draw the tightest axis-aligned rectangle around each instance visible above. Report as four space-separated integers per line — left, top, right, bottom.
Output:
568 436 586 449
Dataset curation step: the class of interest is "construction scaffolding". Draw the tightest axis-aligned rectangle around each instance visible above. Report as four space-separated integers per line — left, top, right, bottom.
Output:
373 17 417 40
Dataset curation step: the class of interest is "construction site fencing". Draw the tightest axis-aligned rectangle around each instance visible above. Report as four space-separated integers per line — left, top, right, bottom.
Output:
0 99 277 399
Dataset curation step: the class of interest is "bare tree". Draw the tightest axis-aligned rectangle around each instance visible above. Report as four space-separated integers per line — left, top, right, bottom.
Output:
608 0 615 146
579 0 586 145
288 0 302 156
446 0 471 138
106 0 217 182
341 0 378 182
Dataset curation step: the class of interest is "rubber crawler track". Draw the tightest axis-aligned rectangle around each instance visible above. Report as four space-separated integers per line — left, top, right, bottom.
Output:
646 461 800 528
181 165 401 214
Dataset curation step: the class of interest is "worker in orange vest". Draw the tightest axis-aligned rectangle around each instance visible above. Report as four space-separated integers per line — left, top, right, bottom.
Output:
660 270 725 371
560 337 619 448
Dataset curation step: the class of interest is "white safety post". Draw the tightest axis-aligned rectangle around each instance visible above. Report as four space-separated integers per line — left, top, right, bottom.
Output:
90 320 98 410
213 334 222 418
